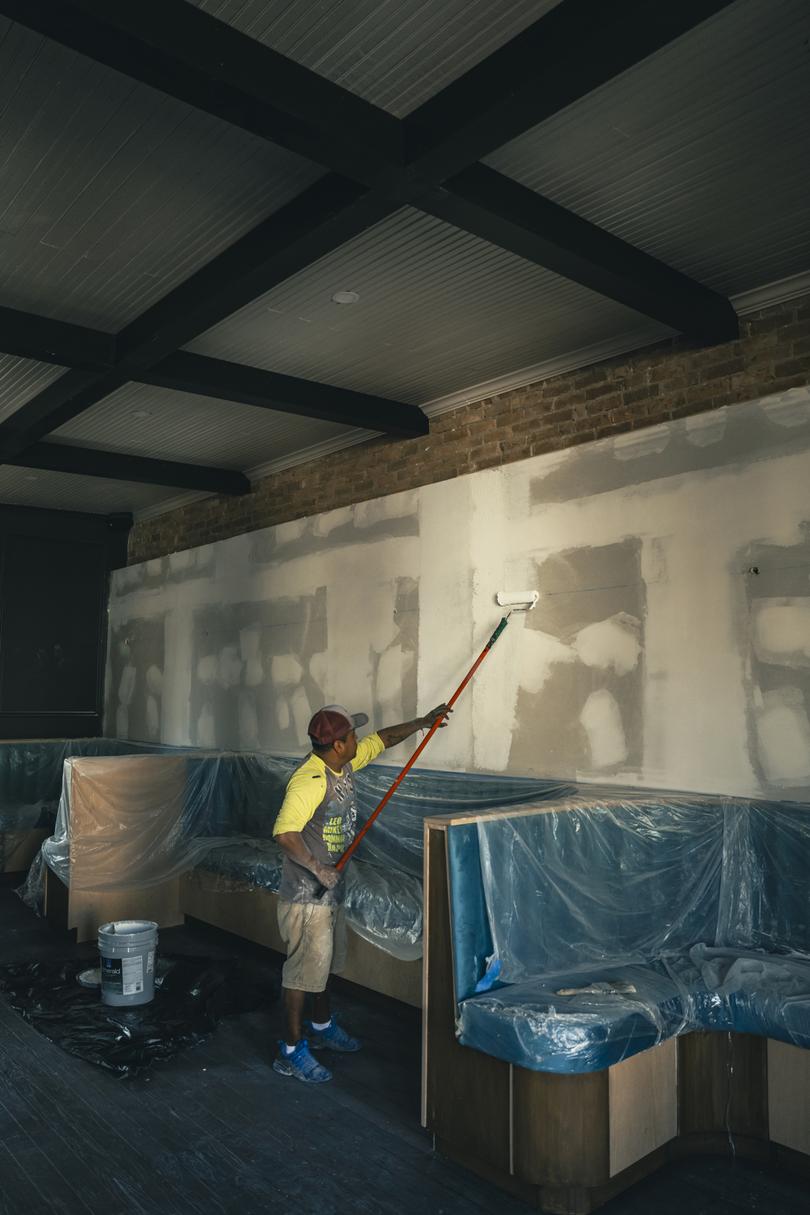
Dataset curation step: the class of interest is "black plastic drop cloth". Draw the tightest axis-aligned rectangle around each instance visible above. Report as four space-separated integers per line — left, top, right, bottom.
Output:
0 955 276 1078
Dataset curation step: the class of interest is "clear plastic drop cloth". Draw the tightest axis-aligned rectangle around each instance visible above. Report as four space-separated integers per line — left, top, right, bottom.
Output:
343 860 423 961
457 959 694 1072
26 745 573 959
715 799 810 953
689 943 810 998
476 792 727 983
40 754 237 892
352 766 576 877
186 762 572 959
455 791 810 1071
0 738 175 832
196 839 285 892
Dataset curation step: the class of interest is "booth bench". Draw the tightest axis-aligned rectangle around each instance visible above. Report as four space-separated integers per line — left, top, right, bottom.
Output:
423 793 810 1214
36 750 569 1006
0 738 166 876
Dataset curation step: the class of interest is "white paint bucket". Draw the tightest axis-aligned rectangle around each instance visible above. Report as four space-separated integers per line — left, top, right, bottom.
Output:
98 920 158 1007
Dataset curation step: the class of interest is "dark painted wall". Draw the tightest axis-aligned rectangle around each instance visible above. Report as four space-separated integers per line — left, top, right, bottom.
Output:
0 506 130 739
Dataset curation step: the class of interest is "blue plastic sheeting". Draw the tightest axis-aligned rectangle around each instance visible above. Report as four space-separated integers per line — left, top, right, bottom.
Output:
31 745 572 958
191 759 572 959
449 792 810 1073
457 961 690 1072
0 738 175 832
478 795 725 981
353 767 577 878
669 946 810 1049
446 823 495 1002
200 840 283 891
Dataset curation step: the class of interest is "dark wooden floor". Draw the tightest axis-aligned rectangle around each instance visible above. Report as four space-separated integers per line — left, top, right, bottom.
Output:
0 884 807 1215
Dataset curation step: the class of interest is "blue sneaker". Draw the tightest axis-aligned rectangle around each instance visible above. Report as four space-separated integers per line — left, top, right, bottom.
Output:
305 1019 362 1052
272 1039 332 1083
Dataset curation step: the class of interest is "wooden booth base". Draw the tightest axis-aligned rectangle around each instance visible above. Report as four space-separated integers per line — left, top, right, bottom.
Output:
180 871 423 1007
41 866 422 1008
422 819 810 1215
43 864 183 942
428 1018 810 1214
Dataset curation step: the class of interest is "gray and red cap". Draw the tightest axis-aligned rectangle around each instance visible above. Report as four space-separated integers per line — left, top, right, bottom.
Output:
307 703 369 746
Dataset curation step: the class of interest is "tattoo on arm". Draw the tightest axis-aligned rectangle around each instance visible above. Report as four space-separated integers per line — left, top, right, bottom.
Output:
378 717 429 748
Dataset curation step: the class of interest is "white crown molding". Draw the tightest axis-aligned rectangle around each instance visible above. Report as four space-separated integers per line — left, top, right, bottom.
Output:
246 426 374 481
732 269 810 315
134 429 376 523
422 271 810 420
134 268 810 524
135 488 207 522
421 324 664 419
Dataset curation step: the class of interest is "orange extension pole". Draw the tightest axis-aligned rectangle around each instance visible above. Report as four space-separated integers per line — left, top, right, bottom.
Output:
334 613 514 873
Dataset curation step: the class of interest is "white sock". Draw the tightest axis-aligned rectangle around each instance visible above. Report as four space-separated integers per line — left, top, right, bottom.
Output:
283 1041 298 1054
312 1018 332 1031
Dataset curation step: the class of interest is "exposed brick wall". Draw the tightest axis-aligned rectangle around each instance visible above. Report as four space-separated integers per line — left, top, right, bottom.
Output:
129 294 810 565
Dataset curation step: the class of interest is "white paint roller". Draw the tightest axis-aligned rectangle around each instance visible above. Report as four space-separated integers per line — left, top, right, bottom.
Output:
496 591 540 612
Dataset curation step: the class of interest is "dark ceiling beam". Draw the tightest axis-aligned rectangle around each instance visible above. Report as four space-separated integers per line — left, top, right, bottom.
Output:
0 179 396 458
0 306 427 437
0 0 403 188
424 165 739 343
143 352 428 438
12 442 250 496
116 177 394 371
404 0 737 184
0 305 115 369
0 0 739 475
4 0 734 195
0 369 126 460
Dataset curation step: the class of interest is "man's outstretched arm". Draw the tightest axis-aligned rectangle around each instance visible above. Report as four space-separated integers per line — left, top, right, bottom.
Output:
377 704 451 749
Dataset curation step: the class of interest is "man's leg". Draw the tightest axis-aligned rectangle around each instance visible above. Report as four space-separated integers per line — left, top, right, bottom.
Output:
306 909 361 1053
312 907 344 1026
284 987 307 1046
274 902 333 1083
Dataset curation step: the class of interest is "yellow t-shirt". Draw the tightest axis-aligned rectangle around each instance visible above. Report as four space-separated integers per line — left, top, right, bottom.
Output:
272 733 385 836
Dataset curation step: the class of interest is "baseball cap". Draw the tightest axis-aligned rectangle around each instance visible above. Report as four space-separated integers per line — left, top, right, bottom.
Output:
308 703 369 746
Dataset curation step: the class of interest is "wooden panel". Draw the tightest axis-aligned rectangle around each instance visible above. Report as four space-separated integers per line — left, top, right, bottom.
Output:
0 829 47 873
342 923 421 1007
182 872 286 951
513 1065 610 1187
679 1031 768 1140
44 863 69 931
179 872 422 1006
609 1039 678 1176
768 1039 810 1156
67 756 186 942
423 825 511 1175
71 884 183 943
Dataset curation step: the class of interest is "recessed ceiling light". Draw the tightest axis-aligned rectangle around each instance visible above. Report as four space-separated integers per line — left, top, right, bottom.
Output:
131 409 153 419
331 290 360 305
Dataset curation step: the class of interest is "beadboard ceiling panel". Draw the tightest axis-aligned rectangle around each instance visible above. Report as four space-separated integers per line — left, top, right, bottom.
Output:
186 207 670 404
485 0 810 297
0 354 68 424
0 0 807 520
0 463 179 514
190 0 556 117
0 18 321 330
51 381 372 469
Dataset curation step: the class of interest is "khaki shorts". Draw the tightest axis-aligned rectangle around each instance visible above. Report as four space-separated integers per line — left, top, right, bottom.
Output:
277 900 348 993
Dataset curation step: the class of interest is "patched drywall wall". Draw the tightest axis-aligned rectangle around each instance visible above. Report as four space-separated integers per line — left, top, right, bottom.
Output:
739 522 810 797
107 386 810 800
